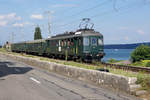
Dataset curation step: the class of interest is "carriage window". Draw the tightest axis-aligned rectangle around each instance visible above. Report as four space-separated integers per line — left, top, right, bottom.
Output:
64 40 66 46
61 40 64 46
83 37 89 46
91 37 97 46
98 39 103 45
59 40 61 46
71 39 74 46
68 40 70 46
79 38 81 45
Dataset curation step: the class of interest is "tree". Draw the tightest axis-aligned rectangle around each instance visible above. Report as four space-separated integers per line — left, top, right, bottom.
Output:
34 26 42 40
131 44 150 62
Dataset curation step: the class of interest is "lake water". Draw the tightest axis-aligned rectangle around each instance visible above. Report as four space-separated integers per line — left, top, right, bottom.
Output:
102 49 134 62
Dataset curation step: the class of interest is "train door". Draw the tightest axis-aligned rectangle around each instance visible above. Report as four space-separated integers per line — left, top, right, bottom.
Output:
58 40 61 53
73 37 82 58
73 37 78 57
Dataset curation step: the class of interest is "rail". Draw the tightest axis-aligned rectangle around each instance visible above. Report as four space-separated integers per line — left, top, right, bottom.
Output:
101 62 150 73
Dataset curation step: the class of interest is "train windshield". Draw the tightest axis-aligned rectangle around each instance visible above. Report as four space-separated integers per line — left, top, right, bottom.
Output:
98 38 103 45
83 37 89 46
91 37 97 46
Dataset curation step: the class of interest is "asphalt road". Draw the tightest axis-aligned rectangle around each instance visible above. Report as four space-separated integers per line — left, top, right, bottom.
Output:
0 55 140 100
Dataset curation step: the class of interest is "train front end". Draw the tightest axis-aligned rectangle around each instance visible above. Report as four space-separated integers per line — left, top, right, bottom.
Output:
82 29 105 62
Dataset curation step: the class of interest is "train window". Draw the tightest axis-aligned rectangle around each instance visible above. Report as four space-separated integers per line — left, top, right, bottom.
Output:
98 39 103 45
83 37 89 46
59 40 61 46
61 40 64 46
79 38 81 45
71 39 74 46
64 40 66 46
68 40 70 46
91 37 97 46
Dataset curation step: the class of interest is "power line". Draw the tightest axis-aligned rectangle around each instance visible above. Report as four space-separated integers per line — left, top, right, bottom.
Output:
54 0 87 15
54 0 149 32
54 0 111 28
54 0 110 23
54 1 116 29
94 1 150 30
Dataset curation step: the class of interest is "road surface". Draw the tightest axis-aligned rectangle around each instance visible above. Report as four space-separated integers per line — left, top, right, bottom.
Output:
0 55 140 100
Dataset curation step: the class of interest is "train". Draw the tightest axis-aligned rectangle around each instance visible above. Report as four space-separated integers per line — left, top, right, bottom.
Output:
11 19 105 62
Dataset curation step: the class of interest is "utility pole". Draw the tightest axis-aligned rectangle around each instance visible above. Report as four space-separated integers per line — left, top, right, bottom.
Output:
19 27 24 41
44 11 51 38
10 32 15 43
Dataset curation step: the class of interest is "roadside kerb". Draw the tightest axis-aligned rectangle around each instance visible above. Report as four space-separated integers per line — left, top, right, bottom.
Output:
0 52 140 94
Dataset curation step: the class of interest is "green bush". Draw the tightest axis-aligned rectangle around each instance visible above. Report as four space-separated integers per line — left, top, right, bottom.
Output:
146 62 150 67
131 44 150 62
136 73 150 90
108 58 118 63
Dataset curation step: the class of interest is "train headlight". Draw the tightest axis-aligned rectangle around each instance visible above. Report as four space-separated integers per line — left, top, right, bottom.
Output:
84 53 92 56
97 53 104 57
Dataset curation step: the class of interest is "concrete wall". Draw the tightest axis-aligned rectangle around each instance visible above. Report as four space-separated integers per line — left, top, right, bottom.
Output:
0 52 140 93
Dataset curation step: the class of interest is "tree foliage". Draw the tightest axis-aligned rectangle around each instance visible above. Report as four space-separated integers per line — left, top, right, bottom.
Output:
131 44 150 62
34 26 42 40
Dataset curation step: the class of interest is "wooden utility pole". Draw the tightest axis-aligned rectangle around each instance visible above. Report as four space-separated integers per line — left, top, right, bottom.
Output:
44 11 51 38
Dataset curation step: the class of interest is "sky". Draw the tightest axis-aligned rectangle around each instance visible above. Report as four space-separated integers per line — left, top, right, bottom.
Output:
0 0 150 45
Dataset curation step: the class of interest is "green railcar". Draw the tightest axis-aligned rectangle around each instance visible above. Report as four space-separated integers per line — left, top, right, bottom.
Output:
11 18 105 62
45 29 105 61
25 39 46 55
11 42 26 52
11 39 46 55
11 29 104 61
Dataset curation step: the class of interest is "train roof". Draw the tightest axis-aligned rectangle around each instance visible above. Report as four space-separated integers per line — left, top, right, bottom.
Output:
12 39 46 45
12 29 103 44
47 29 103 40
25 39 46 43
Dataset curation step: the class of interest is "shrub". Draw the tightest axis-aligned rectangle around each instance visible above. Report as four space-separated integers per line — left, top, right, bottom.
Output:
131 44 150 62
136 73 150 90
146 62 150 67
108 58 118 63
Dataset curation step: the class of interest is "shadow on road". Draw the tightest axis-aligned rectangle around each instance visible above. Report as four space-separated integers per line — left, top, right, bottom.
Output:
0 61 33 77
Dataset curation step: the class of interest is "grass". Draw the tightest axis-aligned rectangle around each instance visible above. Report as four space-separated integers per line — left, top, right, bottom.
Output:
130 60 150 67
0 48 7 52
107 58 123 63
0 48 150 91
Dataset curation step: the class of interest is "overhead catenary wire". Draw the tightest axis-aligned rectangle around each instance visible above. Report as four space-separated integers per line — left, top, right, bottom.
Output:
54 0 124 29
56 0 149 30
53 0 110 24
94 1 150 30
54 0 111 28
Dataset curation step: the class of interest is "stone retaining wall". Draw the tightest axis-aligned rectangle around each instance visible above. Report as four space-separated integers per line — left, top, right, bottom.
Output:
0 52 140 93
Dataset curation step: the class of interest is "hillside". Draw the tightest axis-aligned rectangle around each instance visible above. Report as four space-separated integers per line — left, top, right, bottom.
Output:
104 42 150 49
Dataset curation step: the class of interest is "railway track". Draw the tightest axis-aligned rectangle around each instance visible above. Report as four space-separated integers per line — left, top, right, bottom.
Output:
101 62 150 73
1 49 150 74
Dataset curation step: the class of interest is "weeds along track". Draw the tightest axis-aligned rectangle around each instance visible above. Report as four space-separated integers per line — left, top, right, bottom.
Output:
101 62 150 73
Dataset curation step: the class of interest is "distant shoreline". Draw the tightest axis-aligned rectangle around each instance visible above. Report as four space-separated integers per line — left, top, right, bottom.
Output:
104 42 150 49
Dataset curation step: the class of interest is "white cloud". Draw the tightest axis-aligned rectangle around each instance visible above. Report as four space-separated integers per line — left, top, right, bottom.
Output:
24 22 32 25
13 23 24 27
30 14 43 20
0 13 23 27
137 29 145 35
0 21 7 26
6 13 16 19
12 22 32 27
52 4 77 8
15 16 22 20
124 36 129 40
0 15 5 20
0 13 22 22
